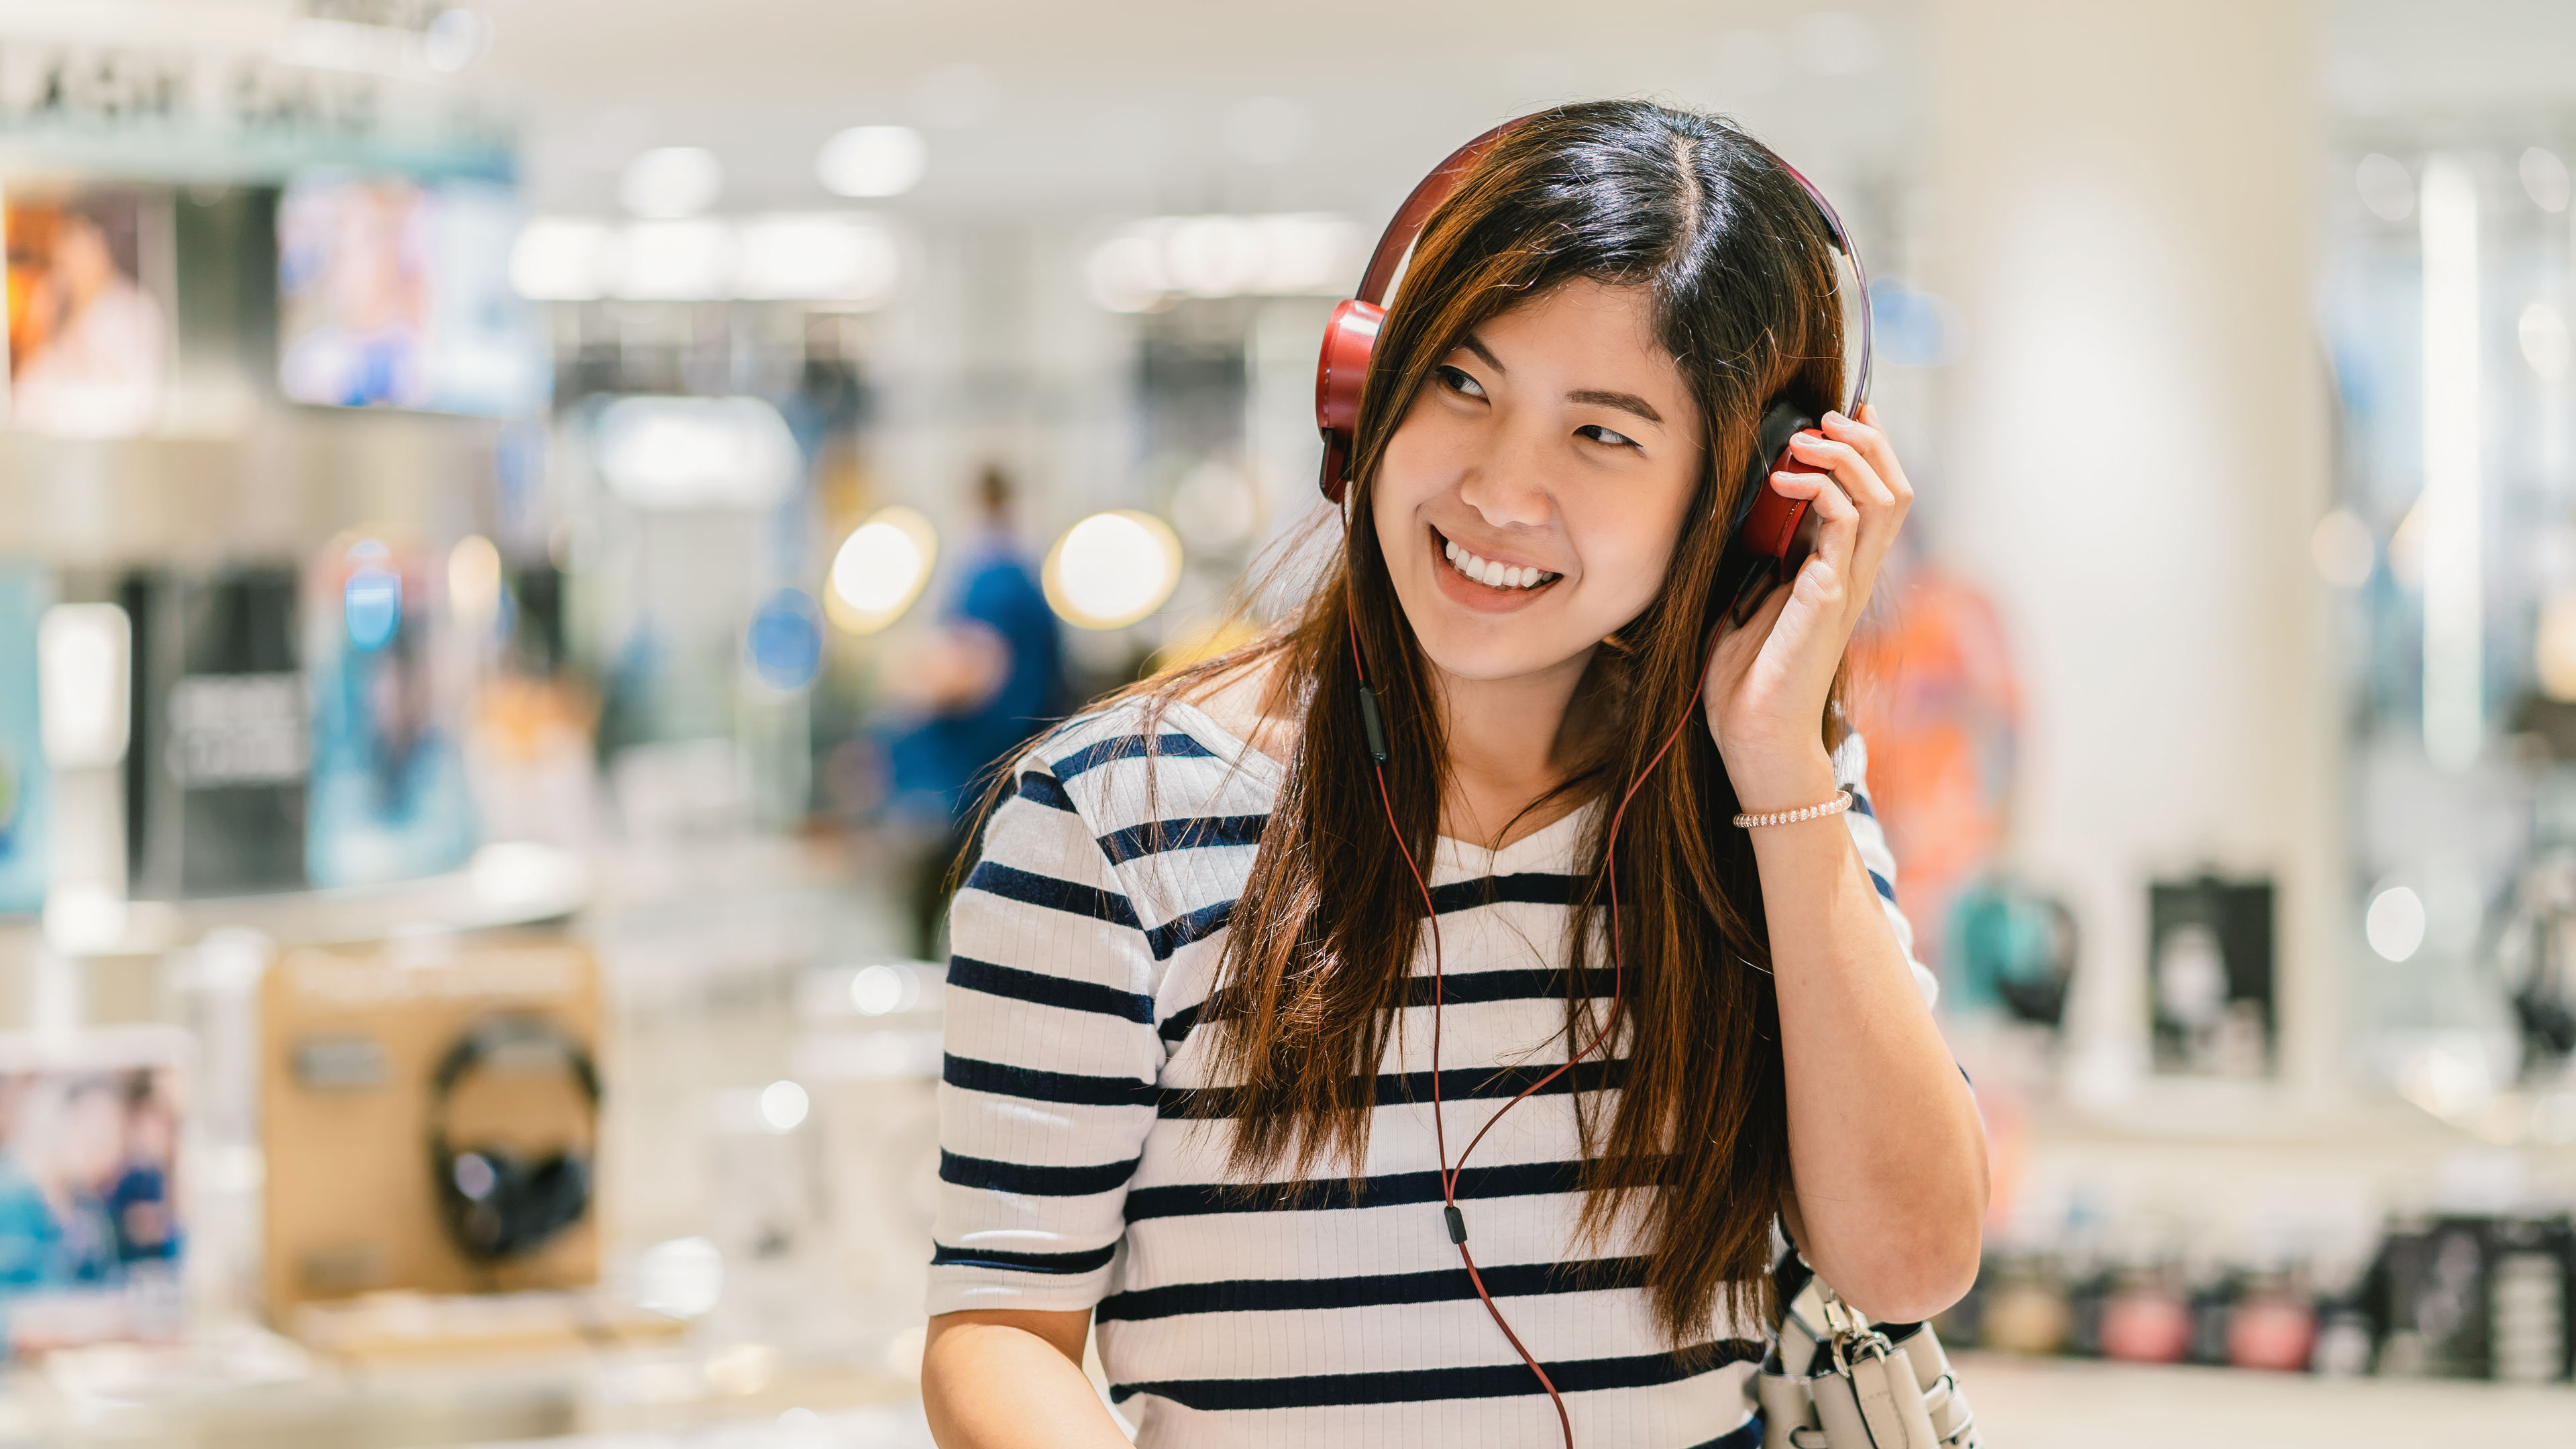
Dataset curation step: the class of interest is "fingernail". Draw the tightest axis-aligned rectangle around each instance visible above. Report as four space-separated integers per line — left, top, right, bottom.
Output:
1822 411 1848 427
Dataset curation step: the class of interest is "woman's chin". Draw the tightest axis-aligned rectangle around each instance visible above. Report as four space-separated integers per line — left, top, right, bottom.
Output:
1410 627 1594 686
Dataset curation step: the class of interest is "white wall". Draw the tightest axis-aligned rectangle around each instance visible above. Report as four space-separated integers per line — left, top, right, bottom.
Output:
1925 0 2342 1093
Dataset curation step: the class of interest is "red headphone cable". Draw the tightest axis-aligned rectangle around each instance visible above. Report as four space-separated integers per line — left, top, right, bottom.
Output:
1346 608 1721 1448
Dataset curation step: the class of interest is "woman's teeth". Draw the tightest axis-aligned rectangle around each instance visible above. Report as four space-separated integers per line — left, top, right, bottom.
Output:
1443 537 1558 591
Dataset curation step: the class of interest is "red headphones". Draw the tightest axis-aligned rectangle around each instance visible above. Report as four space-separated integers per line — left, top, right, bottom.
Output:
1313 116 1874 593
1324 117 1876 1447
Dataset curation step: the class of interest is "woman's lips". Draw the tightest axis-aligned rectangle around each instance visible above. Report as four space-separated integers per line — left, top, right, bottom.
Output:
1426 526 1561 614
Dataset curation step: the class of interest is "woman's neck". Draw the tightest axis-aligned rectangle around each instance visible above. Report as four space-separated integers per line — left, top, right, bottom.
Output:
1434 649 1593 849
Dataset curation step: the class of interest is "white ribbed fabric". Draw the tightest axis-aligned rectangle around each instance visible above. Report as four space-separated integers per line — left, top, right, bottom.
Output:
929 698 1933 1448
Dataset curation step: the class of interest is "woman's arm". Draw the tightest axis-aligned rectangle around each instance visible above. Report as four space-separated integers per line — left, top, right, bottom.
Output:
1741 756 1986 1322
1705 404 1986 1322
922 1309 1131 1448
925 743 1169 1443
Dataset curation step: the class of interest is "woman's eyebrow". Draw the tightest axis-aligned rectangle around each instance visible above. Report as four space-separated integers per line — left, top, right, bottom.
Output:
1460 334 1507 374
1567 389 1664 425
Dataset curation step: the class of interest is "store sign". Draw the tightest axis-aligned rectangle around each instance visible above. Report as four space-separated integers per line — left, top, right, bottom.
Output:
166 673 308 787
0 40 507 178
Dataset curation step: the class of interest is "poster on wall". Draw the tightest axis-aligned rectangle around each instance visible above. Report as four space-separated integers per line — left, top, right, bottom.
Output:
0 1030 186 1358
304 536 477 888
276 172 545 417
1 188 174 437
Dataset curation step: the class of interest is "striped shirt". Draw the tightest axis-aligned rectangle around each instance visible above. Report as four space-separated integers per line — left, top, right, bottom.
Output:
928 698 1933 1447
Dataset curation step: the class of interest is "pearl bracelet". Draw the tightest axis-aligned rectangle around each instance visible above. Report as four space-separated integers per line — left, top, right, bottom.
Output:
1732 788 1854 830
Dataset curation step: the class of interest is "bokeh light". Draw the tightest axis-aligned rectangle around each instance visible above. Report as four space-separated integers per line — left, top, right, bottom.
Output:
2365 885 2426 963
1044 511 1183 630
448 534 502 631
816 125 928 198
758 1079 810 1132
826 506 938 635
746 589 824 690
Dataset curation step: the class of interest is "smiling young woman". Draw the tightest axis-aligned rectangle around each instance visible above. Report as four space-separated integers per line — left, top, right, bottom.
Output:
920 101 1987 1449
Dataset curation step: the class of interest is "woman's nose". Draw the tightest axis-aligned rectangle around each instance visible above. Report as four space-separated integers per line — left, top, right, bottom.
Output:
1454 428 1554 528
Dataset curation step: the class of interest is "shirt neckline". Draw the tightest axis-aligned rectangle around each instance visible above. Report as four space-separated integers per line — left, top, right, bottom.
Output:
1152 698 1595 874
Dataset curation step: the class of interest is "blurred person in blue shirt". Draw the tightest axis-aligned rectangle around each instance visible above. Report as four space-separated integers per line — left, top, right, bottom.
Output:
884 465 1067 955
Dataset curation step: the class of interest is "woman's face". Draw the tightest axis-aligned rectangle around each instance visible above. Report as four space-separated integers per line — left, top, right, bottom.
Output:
1371 279 1704 687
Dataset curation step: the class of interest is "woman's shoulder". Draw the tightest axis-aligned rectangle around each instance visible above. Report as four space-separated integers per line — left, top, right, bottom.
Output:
1013 663 1292 812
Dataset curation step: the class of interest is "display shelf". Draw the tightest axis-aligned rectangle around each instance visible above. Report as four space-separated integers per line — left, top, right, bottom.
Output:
0 842 590 959
1956 1350 2576 1446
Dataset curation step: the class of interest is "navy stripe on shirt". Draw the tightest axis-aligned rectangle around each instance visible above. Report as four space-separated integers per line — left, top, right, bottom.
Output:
1110 1338 1764 1409
945 1053 1157 1109
1053 732 1222 781
964 860 1142 931
1095 1256 1651 1322
1161 1056 1623 1120
931 1240 1120 1275
1008 769 1079 813
1097 814 1268 864
939 1149 1138 1197
1123 1157 1623 1222
946 954 1155 1024
1153 967 1612 1044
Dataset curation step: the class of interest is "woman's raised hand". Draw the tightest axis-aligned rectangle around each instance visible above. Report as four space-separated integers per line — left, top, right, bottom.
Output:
1701 402 1913 806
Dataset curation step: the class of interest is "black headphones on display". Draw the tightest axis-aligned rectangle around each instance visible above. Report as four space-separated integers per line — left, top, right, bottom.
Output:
427 1014 601 1263
1322 115 1875 1448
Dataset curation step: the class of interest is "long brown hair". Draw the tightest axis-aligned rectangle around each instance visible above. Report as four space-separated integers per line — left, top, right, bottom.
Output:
1116 102 1851 1352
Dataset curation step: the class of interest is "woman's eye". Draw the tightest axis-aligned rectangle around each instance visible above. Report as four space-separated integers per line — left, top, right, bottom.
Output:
1576 423 1640 450
1436 365 1487 400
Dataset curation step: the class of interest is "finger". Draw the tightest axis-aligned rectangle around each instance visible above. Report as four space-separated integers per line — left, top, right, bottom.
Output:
1825 406 1914 506
1785 429 1896 511
1772 467 1863 575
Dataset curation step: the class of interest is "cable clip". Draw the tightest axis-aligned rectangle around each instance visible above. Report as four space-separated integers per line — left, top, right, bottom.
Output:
1444 1205 1468 1244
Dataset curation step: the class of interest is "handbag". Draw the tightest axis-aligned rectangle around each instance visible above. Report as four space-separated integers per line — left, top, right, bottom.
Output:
1756 1250 1982 1448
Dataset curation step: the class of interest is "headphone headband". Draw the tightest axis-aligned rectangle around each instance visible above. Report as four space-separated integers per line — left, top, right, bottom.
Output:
429 1014 602 1114
1350 119 1525 309
1333 114 1874 417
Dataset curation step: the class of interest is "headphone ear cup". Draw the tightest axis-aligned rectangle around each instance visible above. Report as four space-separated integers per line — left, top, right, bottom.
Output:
514 1152 594 1254
1313 299 1387 504
1729 401 1823 561
438 1144 529 1260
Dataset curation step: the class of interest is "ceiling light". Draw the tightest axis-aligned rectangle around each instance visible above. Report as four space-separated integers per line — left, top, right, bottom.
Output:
595 396 800 510
510 217 612 301
735 214 902 304
1044 511 1182 630
621 146 723 219
816 126 927 199
608 218 737 300
1085 213 1359 311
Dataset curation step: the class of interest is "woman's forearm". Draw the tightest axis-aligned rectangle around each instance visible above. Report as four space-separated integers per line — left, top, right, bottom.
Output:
1743 755 1988 1323
922 1311 1132 1448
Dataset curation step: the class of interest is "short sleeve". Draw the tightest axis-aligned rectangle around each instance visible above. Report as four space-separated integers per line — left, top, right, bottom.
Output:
1832 732 1939 1010
926 753 1166 1315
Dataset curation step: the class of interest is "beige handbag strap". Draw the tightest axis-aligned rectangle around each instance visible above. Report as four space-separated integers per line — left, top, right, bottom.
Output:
1760 1252 1981 1449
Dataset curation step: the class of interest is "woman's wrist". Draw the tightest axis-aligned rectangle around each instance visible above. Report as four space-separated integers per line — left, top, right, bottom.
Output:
1719 744 1840 817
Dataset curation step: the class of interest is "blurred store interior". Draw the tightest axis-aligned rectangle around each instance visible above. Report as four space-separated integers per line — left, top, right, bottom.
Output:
0 0 2569 1444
